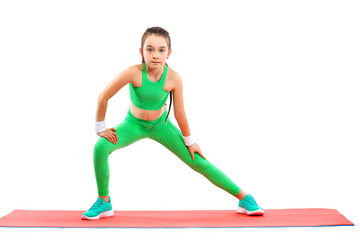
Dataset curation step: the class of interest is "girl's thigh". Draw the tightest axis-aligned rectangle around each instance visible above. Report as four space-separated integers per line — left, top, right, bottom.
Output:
151 120 193 163
95 120 148 155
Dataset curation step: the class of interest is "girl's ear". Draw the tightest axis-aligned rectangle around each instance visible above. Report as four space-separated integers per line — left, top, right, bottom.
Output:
139 48 143 58
167 49 172 59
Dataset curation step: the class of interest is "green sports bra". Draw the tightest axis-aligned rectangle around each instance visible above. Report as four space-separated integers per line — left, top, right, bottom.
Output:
129 63 169 111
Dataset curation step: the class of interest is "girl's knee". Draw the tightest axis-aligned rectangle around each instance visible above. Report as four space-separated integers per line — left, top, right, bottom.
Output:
94 138 112 156
188 153 209 172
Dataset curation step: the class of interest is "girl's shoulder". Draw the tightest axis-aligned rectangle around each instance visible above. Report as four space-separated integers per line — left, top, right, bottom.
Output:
118 64 142 76
164 66 182 92
124 64 142 84
127 64 143 73
166 65 181 82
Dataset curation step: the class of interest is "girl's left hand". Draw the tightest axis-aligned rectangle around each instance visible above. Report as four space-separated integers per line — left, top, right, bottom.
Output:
187 143 206 161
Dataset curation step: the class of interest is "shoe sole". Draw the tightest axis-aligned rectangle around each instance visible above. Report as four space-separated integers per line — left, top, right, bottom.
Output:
81 210 114 220
236 207 264 216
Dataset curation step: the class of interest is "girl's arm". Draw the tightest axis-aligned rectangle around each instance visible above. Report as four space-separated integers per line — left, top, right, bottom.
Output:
96 66 135 121
95 66 135 144
172 73 206 160
172 73 191 137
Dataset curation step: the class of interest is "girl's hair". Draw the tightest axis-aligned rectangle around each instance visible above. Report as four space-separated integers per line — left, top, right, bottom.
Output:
140 26 173 123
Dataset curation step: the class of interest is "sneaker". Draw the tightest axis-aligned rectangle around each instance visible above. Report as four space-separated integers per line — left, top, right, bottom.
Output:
237 194 264 216
81 197 114 220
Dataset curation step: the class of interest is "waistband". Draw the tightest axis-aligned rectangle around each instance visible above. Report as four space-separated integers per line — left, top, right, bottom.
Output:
125 107 169 125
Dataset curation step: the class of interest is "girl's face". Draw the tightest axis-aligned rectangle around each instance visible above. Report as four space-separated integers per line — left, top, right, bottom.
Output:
140 34 172 68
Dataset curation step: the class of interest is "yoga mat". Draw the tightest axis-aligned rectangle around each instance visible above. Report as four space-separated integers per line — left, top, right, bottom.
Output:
0 208 354 228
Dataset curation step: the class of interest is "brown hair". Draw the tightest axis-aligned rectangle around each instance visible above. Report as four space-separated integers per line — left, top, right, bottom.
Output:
140 26 172 123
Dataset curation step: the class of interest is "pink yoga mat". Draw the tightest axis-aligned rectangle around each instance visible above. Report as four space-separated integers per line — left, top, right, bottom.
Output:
0 208 354 228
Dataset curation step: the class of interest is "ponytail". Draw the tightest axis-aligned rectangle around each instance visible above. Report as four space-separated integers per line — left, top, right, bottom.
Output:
165 90 172 123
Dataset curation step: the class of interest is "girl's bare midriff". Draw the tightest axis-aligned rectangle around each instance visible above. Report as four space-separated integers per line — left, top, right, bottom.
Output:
130 102 166 121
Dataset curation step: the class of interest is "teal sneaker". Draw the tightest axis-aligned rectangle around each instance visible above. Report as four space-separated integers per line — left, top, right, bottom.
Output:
81 197 114 220
237 194 264 216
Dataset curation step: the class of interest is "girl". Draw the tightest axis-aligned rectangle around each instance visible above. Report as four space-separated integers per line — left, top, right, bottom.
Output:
82 27 264 220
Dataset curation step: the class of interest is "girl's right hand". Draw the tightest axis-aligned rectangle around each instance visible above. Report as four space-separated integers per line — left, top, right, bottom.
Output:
97 128 118 144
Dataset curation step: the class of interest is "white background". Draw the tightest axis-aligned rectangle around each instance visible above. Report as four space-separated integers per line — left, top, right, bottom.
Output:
0 0 359 239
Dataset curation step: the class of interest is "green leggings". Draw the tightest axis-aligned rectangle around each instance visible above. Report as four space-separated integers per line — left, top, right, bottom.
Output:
93 108 241 197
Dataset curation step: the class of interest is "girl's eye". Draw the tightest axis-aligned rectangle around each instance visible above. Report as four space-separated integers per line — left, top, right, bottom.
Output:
147 49 165 53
